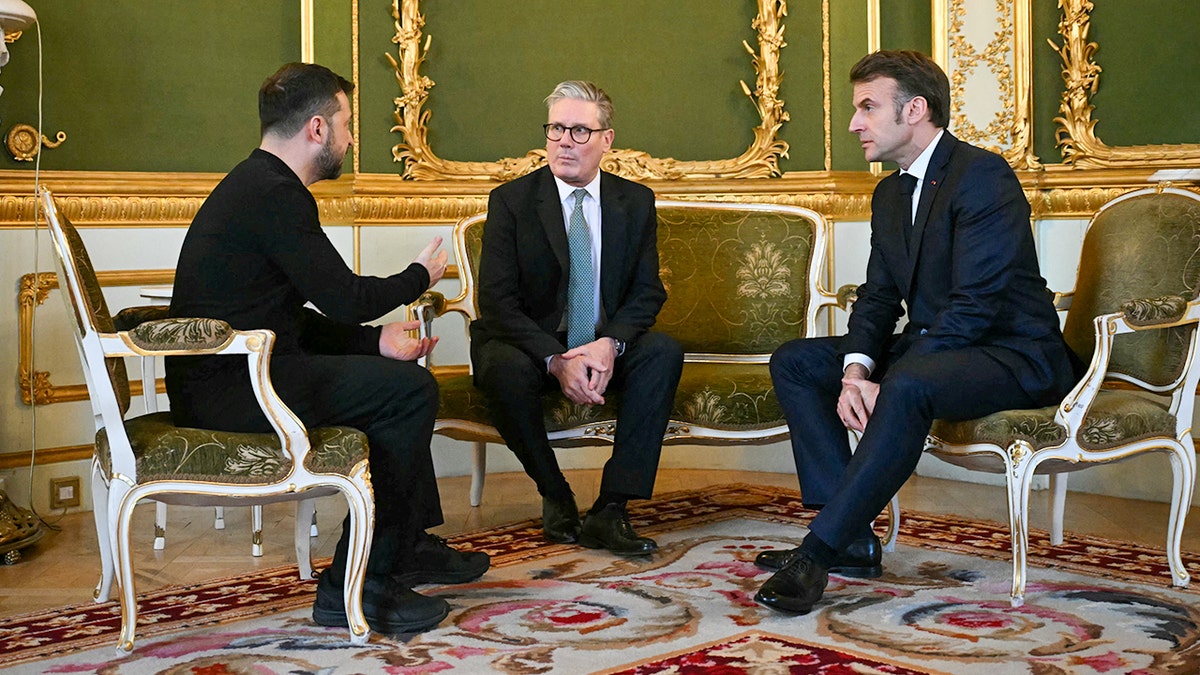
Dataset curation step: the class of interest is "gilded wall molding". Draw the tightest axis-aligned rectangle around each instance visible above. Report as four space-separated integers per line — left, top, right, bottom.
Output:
388 0 791 182
18 270 175 406
1051 0 1200 168
935 0 1039 169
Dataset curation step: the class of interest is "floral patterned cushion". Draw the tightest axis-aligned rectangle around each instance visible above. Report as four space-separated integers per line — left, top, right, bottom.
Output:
127 317 234 351
435 361 780 437
929 390 1176 452
95 412 368 484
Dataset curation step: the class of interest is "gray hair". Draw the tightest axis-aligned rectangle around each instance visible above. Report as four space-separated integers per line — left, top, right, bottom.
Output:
544 80 613 129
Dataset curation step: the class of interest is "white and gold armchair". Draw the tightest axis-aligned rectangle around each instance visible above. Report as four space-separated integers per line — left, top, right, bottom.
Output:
924 186 1200 605
41 187 375 654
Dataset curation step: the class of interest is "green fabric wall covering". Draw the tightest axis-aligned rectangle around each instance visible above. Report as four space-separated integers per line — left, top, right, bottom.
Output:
0 1 1187 176
0 0 300 173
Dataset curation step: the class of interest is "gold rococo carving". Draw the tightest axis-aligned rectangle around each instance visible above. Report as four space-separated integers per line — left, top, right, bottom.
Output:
388 0 790 181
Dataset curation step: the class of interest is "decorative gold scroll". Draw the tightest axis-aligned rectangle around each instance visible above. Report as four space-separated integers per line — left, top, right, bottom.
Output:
388 0 791 181
935 0 1039 169
18 269 175 406
1050 0 1200 168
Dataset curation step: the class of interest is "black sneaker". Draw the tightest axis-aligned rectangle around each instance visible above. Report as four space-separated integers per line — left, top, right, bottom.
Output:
312 570 449 634
393 531 491 586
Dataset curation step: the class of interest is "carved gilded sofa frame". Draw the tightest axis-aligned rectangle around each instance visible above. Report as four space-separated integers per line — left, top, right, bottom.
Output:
41 187 375 654
415 200 899 550
924 187 1200 606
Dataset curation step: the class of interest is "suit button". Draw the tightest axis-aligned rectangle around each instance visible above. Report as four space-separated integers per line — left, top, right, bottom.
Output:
920 328 928 335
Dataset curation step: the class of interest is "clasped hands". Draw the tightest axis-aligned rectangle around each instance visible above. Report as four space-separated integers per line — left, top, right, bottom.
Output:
837 363 879 433
549 338 618 405
378 236 448 361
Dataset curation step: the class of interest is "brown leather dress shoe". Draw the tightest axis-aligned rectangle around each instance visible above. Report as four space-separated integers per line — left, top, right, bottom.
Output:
579 503 657 556
754 551 829 614
542 496 582 544
754 534 882 578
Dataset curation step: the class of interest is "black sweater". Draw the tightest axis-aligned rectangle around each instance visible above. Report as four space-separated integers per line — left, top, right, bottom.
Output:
167 149 429 383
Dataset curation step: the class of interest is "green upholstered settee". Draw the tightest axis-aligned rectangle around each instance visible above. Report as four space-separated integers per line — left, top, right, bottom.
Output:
413 200 850 508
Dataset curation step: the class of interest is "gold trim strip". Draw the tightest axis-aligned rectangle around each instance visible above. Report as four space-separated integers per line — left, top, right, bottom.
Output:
0 444 93 470
388 0 790 181
300 0 315 63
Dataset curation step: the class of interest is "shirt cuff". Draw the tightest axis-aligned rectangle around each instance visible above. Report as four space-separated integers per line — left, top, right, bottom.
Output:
843 352 875 377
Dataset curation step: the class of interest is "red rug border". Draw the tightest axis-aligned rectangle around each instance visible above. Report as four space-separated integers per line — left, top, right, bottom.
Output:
0 482 1194 666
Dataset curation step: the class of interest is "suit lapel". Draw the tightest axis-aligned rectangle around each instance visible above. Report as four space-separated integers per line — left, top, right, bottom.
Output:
534 167 570 271
599 172 628 314
904 132 956 291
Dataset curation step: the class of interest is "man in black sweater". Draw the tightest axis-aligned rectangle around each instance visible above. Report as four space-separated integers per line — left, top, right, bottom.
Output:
166 63 487 634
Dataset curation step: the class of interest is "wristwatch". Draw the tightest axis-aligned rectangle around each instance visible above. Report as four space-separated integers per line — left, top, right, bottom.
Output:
611 337 626 357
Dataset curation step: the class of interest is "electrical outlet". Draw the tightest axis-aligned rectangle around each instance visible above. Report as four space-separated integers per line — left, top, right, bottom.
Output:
50 476 81 510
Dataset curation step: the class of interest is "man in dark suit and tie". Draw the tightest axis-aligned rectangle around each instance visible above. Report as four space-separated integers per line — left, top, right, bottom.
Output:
471 81 684 555
754 51 1078 613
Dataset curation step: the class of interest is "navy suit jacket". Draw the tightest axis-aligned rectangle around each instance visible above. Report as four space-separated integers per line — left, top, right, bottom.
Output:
472 166 666 363
843 132 1076 402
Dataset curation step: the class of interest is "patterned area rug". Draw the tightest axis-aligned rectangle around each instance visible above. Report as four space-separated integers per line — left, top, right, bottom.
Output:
2 484 1198 674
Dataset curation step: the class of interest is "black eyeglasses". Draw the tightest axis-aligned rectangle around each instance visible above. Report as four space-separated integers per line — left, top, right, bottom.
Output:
543 123 608 143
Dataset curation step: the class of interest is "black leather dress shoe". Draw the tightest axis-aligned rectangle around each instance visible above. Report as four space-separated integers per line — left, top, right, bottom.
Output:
312 570 449 633
542 496 582 544
754 534 883 578
394 531 491 586
579 503 658 556
754 551 829 614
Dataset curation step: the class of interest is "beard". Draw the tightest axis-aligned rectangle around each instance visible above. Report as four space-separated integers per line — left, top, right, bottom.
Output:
315 135 346 181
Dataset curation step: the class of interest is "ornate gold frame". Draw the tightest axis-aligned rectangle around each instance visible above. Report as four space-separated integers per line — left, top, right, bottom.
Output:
1050 0 1200 168
18 269 174 405
388 0 791 181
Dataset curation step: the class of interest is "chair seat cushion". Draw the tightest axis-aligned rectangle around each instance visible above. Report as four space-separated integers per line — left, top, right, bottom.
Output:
434 361 781 437
96 412 368 483
929 389 1176 452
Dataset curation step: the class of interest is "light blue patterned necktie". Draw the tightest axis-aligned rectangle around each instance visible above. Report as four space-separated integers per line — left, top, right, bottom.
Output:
566 188 595 349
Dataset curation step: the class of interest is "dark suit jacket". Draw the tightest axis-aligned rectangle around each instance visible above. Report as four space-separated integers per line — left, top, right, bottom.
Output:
843 132 1076 402
471 166 666 363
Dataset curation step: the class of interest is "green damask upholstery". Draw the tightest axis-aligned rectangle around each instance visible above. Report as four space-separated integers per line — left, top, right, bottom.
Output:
1062 192 1200 387
58 216 131 415
95 413 368 484
930 390 1175 453
127 317 235 351
672 362 782 431
656 205 816 353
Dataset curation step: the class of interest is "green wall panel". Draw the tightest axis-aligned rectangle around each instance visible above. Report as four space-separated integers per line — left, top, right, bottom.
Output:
829 0 869 171
1089 0 1200 147
1032 0 1064 165
880 0 931 54
776 0 828 173
0 0 300 173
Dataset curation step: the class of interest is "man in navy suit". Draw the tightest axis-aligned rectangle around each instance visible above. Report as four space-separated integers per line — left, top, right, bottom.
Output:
471 81 683 556
754 51 1078 613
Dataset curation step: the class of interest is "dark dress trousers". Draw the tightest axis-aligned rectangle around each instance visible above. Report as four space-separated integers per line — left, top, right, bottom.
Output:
770 133 1078 551
470 166 683 499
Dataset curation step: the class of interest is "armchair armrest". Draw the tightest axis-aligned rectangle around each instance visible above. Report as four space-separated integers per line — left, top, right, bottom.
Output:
121 317 236 354
1052 290 1073 312
1057 294 1199 429
1119 295 1190 327
836 283 859 311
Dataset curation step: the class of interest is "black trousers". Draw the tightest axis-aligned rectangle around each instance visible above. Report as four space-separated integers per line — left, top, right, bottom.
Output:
167 352 442 580
472 331 683 500
769 336 1044 552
